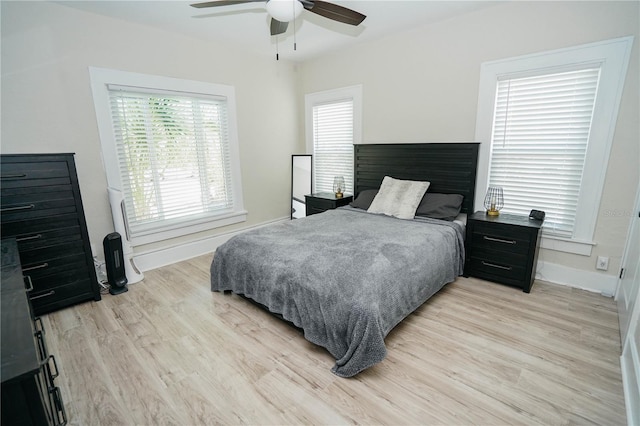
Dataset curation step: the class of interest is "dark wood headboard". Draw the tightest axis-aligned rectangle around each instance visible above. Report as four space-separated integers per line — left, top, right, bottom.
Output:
354 143 480 214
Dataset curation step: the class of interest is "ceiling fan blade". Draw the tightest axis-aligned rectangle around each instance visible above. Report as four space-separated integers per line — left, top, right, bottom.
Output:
270 18 289 35
191 0 265 8
304 0 366 26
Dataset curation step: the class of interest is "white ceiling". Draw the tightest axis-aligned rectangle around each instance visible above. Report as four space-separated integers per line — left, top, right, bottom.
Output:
55 0 501 61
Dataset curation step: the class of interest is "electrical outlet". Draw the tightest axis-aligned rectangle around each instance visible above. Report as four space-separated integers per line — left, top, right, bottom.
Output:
596 256 609 271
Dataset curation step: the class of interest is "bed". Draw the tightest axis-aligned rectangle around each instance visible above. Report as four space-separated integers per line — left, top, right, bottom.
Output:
210 143 479 377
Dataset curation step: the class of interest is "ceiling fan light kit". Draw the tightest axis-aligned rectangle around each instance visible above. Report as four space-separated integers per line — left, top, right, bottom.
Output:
266 0 303 22
191 0 366 59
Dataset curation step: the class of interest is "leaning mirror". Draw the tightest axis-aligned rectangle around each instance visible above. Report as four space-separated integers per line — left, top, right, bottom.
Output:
291 155 312 219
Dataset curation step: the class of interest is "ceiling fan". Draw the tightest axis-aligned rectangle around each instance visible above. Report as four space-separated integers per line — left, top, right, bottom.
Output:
190 0 366 36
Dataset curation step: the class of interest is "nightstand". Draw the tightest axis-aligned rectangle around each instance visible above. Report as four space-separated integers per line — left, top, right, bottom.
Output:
305 192 353 216
464 211 543 293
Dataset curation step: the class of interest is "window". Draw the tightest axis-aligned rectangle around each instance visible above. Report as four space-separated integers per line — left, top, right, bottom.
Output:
488 67 600 238
475 37 633 255
305 86 362 194
90 68 246 246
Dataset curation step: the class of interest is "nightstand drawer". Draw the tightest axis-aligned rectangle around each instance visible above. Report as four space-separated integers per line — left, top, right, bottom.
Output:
306 205 327 216
308 197 337 211
470 224 531 255
305 193 353 216
467 256 526 285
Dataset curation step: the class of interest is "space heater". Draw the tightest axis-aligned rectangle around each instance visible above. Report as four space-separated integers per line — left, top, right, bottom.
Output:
103 232 128 295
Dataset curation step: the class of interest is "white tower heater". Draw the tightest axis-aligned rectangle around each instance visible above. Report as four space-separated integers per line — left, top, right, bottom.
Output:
107 187 144 284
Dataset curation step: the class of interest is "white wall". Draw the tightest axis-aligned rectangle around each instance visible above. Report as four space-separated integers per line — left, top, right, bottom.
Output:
300 1 640 293
1 1 303 262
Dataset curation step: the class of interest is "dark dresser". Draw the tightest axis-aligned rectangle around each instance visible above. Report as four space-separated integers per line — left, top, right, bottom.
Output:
464 211 543 293
1 238 67 425
0 153 101 315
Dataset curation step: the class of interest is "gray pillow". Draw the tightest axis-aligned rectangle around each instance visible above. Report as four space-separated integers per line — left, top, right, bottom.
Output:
415 193 464 221
352 189 463 221
350 189 379 209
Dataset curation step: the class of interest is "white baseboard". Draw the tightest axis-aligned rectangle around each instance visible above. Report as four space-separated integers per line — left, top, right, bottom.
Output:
132 216 290 272
535 260 618 296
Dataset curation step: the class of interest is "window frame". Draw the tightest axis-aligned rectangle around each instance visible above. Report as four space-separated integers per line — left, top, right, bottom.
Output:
89 67 246 246
305 85 363 193
475 36 633 255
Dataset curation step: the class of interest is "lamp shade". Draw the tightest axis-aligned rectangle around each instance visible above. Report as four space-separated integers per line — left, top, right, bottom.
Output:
484 186 504 216
333 176 345 198
266 0 303 22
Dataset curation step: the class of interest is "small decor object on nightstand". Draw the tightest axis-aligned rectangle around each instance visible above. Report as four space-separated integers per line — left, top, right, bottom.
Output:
484 185 504 216
529 209 546 221
333 176 346 198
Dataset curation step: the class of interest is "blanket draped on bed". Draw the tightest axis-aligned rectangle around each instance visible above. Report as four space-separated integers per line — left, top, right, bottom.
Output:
210 207 465 377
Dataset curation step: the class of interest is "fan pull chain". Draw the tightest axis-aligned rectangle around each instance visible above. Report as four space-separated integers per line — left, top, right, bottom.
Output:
276 35 279 60
292 0 297 51
293 22 297 50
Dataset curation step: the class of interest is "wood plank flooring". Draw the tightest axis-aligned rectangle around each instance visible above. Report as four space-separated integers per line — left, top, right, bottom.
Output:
42 254 627 425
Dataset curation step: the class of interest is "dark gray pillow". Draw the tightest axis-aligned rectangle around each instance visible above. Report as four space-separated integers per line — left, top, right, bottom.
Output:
415 193 464 221
350 189 378 209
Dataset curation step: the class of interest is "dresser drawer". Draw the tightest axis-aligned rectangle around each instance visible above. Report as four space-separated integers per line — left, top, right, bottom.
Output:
24 254 89 288
28 265 93 293
19 240 86 268
29 278 95 314
0 190 78 222
0 159 72 188
4 217 83 251
2 213 81 237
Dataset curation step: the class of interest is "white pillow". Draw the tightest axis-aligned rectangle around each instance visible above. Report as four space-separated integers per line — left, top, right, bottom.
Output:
367 176 430 219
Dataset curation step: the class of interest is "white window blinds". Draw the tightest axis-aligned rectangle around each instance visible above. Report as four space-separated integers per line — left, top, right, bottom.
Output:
108 87 234 237
312 99 354 194
488 67 600 237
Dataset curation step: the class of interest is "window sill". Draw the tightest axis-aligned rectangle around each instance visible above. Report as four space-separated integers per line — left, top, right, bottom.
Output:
540 234 595 256
130 210 248 246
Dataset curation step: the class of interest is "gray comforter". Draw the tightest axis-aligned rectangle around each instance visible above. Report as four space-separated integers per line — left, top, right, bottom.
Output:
210 207 465 377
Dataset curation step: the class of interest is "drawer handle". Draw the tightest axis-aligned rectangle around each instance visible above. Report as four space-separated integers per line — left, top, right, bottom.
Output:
52 386 68 426
30 290 55 300
23 262 49 272
16 233 43 242
34 316 45 334
46 355 60 382
482 261 513 271
0 203 35 212
483 236 516 245
0 173 27 179
24 275 34 291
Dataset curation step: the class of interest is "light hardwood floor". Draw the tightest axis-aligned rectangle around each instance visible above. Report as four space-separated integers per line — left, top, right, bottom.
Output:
42 254 627 425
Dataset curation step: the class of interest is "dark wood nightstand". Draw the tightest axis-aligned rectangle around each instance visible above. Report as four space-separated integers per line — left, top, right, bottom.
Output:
464 211 543 293
305 192 353 216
